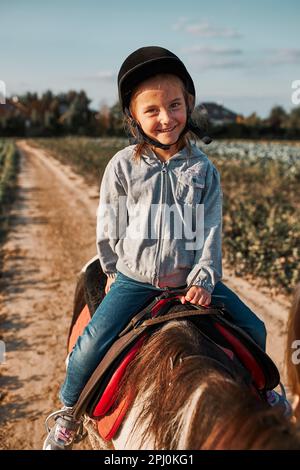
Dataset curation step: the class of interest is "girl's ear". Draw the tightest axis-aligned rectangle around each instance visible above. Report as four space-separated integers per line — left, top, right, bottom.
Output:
129 110 139 129
186 92 195 114
129 103 139 125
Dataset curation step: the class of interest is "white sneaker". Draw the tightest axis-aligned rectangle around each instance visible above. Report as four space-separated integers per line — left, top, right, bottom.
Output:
43 407 86 450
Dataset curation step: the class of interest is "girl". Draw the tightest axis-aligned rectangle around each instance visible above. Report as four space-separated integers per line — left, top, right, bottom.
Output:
43 46 278 450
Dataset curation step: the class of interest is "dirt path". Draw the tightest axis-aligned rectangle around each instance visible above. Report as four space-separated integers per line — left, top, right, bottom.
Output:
0 140 290 450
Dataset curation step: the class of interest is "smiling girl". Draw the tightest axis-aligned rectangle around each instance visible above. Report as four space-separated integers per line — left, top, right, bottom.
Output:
43 46 274 450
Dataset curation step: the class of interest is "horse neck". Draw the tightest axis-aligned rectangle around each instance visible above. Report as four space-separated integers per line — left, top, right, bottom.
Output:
113 393 155 450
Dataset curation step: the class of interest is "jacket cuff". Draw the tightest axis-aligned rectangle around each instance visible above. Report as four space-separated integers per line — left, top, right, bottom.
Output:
191 278 214 294
106 272 117 279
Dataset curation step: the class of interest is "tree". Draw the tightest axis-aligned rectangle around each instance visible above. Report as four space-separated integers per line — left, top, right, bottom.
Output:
268 106 288 129
62 90 91 134
287 106 300 130
97 103 111 135
109 102 124 136
244 112 262 127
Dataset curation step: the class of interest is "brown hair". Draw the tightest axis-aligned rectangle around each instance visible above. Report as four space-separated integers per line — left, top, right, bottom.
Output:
123 73 195 161
286 283 300 418
116 320 300 449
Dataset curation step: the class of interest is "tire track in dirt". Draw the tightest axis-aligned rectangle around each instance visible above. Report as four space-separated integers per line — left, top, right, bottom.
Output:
0 140 290 449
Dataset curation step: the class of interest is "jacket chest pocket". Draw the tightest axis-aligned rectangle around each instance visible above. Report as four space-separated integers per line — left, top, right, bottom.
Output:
175 174 205 205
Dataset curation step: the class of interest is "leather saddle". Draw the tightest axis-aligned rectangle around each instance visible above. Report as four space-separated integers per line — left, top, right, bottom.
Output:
67 257 280 441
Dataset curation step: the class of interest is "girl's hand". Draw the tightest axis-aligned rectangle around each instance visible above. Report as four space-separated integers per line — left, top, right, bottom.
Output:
180 286 211 307
105 276 116 294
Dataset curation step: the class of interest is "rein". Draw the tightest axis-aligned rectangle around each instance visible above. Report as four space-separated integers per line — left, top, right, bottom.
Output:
138 307 222 330
71 304 221 419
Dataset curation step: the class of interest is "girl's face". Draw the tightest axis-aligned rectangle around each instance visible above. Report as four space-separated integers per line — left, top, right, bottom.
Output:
131 75 188 151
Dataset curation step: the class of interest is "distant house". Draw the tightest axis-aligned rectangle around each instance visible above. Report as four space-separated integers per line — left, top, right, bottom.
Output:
0 99 30 118
0 102 14 117
194 102 242 126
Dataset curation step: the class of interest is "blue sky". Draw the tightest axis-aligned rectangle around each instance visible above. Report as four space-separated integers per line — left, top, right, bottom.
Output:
1 0 299 117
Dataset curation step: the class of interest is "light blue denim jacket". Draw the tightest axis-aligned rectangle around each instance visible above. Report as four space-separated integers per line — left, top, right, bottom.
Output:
96 143 222 292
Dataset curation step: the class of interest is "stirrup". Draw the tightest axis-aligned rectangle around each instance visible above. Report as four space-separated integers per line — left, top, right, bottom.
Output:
44 408 69 433
73 421 88 443
44 408 87 443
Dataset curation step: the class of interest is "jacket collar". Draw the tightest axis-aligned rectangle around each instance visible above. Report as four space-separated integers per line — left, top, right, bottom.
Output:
140 144 204 165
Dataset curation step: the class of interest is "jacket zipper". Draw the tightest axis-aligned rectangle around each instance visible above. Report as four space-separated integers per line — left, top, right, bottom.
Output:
153 161 168 287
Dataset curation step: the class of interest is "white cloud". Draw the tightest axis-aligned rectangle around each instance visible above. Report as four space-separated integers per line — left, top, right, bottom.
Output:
172 17 189 31
75 71 116 81
182 46 245 70
181 45 243 55
173 19 241 38
265 49 300 65
195 58 245 70
207 60 244 69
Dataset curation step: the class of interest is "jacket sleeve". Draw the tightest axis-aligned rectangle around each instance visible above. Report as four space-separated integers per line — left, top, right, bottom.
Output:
96 160 127 276
186 161 222 293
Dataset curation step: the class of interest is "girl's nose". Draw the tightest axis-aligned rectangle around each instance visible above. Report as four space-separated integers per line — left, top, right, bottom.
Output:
159 108 172 124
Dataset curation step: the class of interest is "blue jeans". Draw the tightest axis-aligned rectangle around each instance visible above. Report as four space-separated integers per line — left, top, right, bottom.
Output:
60 271 266 407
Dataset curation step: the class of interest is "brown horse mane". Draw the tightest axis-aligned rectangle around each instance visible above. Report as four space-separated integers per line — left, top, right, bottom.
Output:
286 283 300 419
69 260 300 448
117 320 300 450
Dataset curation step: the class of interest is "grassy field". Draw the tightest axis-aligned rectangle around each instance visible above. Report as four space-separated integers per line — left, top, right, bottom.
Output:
204 141 300 294
29 137 300 294
0 140 19 242
29 137 127 184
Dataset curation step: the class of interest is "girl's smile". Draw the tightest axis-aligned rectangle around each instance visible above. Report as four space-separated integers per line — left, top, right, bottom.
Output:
131 75 188 159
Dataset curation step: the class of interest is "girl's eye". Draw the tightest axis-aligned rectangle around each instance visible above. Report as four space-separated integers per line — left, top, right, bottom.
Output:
171 102 181 109
146 108 157 114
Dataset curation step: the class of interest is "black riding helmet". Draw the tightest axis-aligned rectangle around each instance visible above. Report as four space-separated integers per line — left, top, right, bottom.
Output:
118 46 195 112
118 46 212 149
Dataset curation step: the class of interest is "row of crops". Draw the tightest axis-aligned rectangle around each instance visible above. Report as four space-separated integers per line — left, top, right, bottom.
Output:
202 141 300 293
31 137 300 294
0 140 19 241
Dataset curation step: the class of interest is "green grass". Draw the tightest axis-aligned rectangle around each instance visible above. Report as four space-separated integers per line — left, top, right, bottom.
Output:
206 142 300 293
0 139 19 242
29 137 126 184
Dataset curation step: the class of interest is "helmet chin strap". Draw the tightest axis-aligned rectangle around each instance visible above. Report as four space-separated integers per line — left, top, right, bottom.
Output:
125 109 212 150
135 122 177 150
125 109 174 150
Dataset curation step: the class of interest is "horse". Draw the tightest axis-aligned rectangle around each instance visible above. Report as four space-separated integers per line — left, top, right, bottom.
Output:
286 283 300 419
110 320 300 450
68 259 300 450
